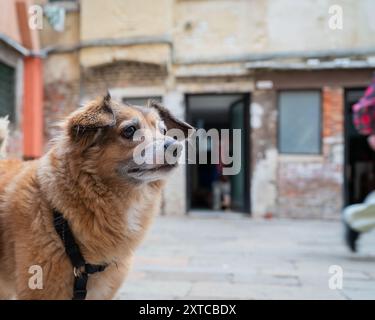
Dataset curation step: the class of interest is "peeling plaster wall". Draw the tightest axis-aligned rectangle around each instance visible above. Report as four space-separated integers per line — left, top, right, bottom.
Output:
277 87 344 219
162 91 187 216
250 90 278 218
251 85 345 219
252 148 278 217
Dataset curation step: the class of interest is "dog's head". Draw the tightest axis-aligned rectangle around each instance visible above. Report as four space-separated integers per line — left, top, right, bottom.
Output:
64 93 194 183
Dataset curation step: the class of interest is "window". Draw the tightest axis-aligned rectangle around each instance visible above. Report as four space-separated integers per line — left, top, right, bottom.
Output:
0 62 15 122
278 90 321 154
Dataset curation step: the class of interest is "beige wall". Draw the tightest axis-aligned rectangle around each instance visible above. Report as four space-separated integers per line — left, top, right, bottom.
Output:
174 0 375 62
174 0 267 61
79 0 173 67
266 0 375 52
43 0 375 68
80 0 173 40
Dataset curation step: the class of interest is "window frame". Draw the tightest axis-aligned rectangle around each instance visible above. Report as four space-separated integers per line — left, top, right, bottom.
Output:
277 89 323 156
122 96 163 106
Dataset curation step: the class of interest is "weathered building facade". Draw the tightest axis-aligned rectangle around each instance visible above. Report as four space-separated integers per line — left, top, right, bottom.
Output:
0 0 44 159
2 0 375 219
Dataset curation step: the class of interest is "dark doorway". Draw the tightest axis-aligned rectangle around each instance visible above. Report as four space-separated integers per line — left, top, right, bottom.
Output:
344 88 375 206
0 62 15 122
186 94 251 213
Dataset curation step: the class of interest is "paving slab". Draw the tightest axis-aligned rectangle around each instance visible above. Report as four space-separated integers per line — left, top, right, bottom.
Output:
116 215 375 300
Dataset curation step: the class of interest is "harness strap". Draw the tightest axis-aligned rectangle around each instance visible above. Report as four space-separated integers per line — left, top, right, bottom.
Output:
53 210 107 300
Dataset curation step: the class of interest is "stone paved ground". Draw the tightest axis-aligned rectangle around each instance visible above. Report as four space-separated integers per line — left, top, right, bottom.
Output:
116 214 375 300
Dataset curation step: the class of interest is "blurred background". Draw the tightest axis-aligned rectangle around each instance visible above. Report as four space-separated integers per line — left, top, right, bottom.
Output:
1 0 375 299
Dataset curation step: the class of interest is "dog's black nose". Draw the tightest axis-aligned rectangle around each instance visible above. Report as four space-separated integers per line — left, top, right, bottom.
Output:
164 139 174 150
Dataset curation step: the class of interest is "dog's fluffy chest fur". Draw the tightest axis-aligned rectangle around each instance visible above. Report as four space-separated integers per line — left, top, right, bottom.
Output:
126 189 153 234
0 152 163 299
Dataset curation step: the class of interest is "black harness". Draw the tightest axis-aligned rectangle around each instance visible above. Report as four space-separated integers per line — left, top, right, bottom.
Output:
53 210 107 300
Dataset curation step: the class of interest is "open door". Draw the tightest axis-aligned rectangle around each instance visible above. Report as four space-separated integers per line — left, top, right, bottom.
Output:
344 88 375 206
230 98 250 212
186 94 251 214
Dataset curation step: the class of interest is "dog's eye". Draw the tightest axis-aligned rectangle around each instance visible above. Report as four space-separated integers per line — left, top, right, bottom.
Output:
121 126 137 139
158 121 167 135
159 124 167 135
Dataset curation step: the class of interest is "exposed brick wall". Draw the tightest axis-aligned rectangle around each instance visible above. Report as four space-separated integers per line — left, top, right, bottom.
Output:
6 79 80 158
43 81 80 145
82 61 168 98
277 87 344 219
323 87 344 141
277 162 343 219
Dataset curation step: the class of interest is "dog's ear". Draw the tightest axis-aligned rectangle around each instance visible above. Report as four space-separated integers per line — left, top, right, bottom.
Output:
67 92 116 145
148 100 195 140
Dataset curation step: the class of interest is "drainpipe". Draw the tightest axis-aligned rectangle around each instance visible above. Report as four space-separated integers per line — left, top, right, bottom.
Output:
16 0 43 160
22 56 43 159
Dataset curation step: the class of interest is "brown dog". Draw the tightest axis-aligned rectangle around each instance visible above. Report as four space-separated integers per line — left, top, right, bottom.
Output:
0 94 193 299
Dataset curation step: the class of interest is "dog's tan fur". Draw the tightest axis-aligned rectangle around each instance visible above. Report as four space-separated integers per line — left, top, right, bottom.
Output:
0 95 192 299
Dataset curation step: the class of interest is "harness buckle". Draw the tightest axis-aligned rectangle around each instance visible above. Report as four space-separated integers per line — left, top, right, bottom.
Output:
73 266 86 278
